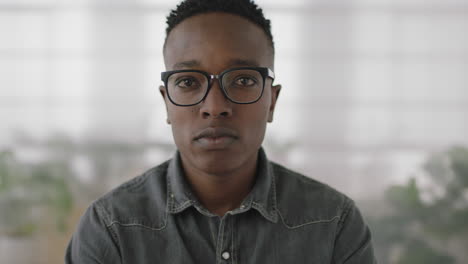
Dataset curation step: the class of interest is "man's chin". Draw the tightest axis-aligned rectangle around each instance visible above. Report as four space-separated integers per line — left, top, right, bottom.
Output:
193 153 242 175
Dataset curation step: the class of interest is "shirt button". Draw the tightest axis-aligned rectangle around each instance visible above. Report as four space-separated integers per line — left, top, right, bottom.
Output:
222 251 230 260
240 204 245 209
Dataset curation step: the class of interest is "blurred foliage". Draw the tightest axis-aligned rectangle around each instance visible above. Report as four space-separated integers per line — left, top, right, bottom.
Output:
0 134 171 238
369 146 468 263
0 149 74 236
396 239 455 264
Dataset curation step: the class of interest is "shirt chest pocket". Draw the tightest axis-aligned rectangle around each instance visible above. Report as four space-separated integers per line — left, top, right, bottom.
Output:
234 215 339 264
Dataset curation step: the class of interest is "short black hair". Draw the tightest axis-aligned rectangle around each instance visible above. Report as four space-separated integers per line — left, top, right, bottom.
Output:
164 0 274 52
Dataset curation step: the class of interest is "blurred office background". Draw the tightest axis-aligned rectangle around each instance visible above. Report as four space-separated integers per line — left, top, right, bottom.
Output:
1 0 468 263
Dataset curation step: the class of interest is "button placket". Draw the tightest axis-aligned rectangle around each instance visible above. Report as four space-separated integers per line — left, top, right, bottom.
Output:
217 215 233 263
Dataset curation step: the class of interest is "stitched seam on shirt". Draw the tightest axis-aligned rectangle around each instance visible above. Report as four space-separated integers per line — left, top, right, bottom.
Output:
166 169 173 212
216 217 226 264
106 221 167 231
338 198 353 227
166 166 193 214
271 163 278 213
172 200 193 212
220 218 226 264
252 202 276 222
249 162 279 223
270 163 279 221
231 217 236 264
209 219 218 251
269 162 279 223
95 201 112 223
277 209 340 229
106 225 121 250
331 197 352 258
95 203 123 261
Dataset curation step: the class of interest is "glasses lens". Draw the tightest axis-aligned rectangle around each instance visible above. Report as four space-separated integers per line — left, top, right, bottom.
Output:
222 69 263 103
167 72 208 105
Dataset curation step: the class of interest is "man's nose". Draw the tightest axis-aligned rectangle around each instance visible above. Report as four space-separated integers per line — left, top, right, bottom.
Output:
199 80 233 119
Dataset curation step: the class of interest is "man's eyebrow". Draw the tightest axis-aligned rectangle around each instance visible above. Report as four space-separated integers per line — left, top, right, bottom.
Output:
171 59 260 70
172 60 200 69
226 59 260 68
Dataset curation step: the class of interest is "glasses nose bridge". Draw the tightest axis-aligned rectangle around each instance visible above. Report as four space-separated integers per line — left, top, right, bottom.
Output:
207 74 222 89
206 73 227 97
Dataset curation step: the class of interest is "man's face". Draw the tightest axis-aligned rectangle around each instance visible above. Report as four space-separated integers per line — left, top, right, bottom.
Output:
161 12 280 175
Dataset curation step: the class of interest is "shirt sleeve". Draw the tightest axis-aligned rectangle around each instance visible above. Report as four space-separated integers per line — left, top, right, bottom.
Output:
332 198 377 264
65 202 122 264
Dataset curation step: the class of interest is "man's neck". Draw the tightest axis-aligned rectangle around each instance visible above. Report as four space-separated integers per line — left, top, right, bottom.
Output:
180 153 258 217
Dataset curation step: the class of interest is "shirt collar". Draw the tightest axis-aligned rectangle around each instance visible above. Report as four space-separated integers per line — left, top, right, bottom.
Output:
166 151 196 214
166 147 278 223
241 148 278 222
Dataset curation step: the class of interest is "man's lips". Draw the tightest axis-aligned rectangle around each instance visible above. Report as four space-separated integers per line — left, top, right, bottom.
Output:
193 127 238 141
193 127 238 149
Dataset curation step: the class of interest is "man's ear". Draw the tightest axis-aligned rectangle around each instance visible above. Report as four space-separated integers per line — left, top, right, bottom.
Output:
268 84 281 123
159 85 171 124
159 85 169 99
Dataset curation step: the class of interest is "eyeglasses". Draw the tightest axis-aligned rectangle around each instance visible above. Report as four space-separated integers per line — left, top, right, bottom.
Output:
161 67 275 106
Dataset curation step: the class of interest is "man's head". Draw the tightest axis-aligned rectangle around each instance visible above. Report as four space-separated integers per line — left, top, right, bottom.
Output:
160 0 281 176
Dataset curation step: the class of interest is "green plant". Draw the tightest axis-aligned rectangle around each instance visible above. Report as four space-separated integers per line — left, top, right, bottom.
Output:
368 146 468 263
0 150 74 236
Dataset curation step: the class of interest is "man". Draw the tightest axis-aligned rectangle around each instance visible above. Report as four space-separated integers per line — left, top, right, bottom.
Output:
66 0 376 263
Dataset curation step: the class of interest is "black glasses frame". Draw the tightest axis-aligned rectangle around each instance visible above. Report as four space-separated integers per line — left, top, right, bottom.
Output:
161 66 275 107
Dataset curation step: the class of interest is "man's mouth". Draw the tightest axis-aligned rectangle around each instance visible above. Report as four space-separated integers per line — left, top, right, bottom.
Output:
193 127 238 149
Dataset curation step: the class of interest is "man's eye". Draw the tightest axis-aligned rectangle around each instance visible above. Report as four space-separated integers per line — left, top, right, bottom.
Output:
234 77 256 86
176 78 198 88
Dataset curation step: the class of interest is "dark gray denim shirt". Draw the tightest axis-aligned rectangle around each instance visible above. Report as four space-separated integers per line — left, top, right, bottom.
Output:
66 148 376 263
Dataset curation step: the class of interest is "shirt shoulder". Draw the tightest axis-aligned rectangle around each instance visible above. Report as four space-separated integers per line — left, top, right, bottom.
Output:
271 162 353 229
90 160 171 230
